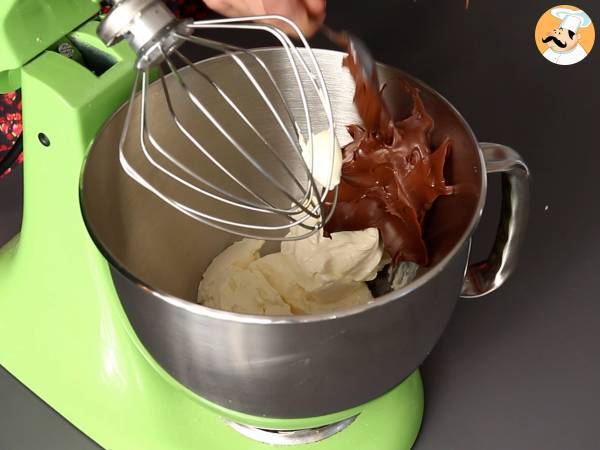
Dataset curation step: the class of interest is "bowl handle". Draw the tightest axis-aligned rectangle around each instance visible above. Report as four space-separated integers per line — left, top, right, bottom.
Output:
460 143 530 298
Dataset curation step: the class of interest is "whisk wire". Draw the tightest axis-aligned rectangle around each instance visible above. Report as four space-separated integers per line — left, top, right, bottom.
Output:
170 48 316 214
150 69 282 213
161 50 322 220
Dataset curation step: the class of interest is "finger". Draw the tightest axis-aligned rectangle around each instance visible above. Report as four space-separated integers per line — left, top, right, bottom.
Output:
203 0 263 17
302 0 326 17
299 11 325 38
301 0 327 37
202 0 238 16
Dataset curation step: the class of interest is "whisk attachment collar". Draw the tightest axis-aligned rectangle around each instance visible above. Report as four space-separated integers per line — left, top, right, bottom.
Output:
98 0 192 69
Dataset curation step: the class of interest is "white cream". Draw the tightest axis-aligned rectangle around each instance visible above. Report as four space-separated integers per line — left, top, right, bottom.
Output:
299 129 342 190
197 225 383 316
281 225 384 287
249 252 373 315
199 239 292 315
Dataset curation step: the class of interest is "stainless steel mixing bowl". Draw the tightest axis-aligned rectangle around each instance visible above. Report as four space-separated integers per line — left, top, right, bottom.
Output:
80 48 529 418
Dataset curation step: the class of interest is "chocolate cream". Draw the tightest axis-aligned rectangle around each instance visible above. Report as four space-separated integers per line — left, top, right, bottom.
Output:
323 50 455 267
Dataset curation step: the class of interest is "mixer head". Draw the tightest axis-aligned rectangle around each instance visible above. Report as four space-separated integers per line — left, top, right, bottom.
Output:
98 0 339 241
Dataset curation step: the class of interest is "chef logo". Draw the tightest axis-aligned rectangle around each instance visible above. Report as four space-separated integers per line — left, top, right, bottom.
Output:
535 5 595 65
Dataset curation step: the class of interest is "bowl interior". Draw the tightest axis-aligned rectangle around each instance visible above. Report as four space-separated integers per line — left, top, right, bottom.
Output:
81 48 483 305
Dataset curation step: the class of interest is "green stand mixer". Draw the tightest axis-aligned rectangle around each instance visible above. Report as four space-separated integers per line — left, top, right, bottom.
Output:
0 1 530 449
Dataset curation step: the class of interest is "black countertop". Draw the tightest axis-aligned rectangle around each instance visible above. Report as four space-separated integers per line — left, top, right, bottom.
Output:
1 1 599 449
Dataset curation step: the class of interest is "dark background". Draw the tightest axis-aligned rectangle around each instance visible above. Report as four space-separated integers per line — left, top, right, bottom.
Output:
1 1 599 449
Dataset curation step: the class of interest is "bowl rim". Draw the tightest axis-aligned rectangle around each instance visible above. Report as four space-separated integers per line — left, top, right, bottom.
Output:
80 47 487 325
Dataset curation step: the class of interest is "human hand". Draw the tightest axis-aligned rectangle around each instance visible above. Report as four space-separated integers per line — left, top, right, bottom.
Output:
203 0 326 37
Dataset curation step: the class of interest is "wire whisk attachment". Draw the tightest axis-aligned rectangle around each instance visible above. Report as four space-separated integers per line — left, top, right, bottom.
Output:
98 0 340 241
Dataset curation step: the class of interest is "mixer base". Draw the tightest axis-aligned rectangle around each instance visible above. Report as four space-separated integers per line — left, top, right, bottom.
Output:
222 371 424 449
0 360 423 450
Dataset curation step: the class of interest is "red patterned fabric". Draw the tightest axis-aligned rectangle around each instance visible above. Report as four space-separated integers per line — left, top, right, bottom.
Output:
0 91 23 177
0 1 207 177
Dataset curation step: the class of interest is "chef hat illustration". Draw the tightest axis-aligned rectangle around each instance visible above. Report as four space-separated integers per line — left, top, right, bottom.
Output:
551 7 592 33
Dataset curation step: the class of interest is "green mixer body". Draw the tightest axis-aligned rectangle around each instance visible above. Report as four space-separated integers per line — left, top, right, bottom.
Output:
0 3 424 448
